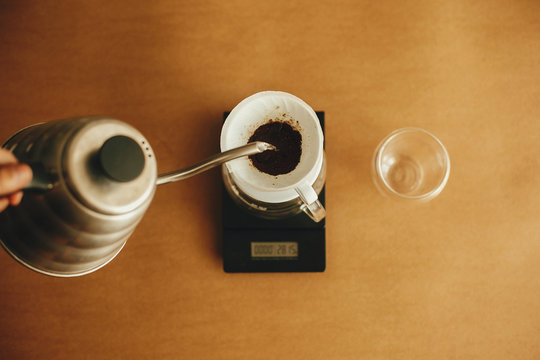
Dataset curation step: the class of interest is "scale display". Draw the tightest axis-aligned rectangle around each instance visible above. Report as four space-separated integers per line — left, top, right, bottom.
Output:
222 230 325 272
251 242 298 259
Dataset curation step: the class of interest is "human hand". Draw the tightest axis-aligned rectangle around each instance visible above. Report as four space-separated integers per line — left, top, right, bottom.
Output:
0 148 32 212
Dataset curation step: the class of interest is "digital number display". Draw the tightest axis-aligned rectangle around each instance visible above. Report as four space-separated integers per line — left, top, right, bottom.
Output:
251 242 298 259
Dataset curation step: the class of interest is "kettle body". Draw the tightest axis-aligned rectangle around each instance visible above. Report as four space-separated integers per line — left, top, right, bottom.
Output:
0 116 157 277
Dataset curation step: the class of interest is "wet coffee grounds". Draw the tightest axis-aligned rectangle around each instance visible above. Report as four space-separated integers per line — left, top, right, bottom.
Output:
248 120 302 175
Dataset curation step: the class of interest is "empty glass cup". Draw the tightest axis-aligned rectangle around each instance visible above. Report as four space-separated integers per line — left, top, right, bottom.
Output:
372 128 450 202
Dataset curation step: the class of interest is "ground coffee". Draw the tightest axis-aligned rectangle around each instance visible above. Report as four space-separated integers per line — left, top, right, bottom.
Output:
248 120 302 176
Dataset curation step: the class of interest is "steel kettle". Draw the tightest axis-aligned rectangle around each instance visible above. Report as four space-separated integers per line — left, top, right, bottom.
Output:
0 116 273 277
0 116 158 277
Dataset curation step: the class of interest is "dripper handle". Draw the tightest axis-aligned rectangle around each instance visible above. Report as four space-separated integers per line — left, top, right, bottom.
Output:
295 183 326 223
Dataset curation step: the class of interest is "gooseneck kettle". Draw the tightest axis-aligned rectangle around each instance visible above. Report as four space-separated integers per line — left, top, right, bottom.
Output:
0 116 273 277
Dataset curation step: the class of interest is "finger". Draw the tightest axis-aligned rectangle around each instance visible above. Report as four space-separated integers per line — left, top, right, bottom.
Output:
8 191 23 206
0 163 33 196
0 197 9 213
0 148 18 164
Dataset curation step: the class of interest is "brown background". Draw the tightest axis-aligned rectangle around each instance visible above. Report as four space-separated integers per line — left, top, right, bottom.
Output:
1 0 540 359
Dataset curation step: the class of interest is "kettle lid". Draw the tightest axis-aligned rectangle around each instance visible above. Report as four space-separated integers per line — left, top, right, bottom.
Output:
63 119 157 215
99 135 146 182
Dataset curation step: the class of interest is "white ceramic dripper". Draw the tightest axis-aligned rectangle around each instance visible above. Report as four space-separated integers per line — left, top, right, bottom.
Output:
221 91 326 222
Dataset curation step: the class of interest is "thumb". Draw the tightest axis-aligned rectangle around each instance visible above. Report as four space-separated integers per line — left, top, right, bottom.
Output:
0 163 33 196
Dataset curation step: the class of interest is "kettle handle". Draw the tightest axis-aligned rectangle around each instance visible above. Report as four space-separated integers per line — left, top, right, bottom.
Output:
24 163 54 192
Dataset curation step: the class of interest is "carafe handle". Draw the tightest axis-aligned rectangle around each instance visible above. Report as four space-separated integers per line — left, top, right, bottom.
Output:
295 183 326 223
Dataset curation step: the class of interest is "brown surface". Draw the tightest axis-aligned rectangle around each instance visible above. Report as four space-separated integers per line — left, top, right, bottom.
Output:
1 1 540 359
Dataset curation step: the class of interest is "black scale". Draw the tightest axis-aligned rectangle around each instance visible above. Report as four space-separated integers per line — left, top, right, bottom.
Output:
222 112 326 273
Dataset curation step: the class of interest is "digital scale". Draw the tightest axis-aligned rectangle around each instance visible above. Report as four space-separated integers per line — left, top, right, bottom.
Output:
222 112 326 273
